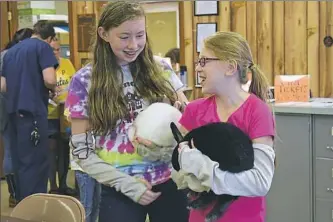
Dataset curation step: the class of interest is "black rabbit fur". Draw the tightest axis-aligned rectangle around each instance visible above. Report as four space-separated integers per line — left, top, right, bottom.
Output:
171 122 254 222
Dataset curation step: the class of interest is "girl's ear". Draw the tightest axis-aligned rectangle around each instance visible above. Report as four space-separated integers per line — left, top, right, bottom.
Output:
98 27 109 42
170 122 184 143
226 59 238 76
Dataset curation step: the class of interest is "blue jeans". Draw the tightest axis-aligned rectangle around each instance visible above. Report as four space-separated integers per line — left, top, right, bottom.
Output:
75 171 101 222
3 126 13 175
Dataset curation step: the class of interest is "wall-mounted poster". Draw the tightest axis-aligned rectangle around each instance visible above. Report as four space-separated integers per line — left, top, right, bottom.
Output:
77 14 95 52
194 1 219 16
196 23 217 53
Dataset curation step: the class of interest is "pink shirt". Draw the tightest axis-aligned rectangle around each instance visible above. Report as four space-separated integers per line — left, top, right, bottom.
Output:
179 94 275 222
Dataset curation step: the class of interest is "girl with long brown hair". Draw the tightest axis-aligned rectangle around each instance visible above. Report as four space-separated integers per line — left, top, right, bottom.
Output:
65 2 188 222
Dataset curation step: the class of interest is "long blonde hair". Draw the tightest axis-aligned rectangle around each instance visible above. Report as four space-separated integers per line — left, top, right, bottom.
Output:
88 1 176 135
204 31 270 102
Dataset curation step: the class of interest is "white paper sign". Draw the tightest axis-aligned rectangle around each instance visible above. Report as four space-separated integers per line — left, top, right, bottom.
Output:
195 1 218 15
196 23 217 52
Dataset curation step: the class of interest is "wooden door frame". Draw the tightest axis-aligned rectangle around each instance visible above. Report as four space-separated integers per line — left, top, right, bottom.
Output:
8 1 18 38
0 1 18 50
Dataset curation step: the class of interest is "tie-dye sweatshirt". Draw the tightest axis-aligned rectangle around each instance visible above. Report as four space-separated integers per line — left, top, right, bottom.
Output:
65 57 184 185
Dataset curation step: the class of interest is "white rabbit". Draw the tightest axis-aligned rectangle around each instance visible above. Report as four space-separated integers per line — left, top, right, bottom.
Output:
128 102 182 162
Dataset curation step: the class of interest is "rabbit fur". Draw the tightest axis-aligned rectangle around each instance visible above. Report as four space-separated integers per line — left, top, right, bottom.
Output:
170 122 254 222
128 102 182 161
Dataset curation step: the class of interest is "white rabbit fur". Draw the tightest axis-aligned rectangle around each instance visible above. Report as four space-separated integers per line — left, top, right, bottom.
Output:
128 102 182 148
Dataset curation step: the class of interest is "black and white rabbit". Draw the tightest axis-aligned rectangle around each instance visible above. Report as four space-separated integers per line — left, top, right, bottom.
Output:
170 122 254 222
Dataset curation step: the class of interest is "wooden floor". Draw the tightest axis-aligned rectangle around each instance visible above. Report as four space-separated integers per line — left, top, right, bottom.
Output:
0 171 76 216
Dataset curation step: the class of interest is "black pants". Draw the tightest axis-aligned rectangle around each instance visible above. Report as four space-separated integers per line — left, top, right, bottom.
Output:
8 112 49 201
48 133 70 191
99 179 189 222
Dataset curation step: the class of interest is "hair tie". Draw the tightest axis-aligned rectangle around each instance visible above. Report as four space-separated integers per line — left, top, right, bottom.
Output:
248 63 254 70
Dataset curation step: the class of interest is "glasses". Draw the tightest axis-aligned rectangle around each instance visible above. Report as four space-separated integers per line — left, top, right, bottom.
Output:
195 57 220 67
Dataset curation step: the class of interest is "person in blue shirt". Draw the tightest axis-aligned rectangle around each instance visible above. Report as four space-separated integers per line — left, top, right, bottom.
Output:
2 20 59 202
0 28 33 208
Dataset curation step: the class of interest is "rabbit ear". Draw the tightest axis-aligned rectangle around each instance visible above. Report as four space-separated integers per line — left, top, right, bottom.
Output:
170 122 184 143
171 145 180 171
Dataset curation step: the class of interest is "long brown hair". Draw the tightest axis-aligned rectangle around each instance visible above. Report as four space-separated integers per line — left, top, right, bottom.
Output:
204 31 270 102
88 1 176 135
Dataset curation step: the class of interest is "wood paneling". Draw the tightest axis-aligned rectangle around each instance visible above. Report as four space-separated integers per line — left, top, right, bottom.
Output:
67 1 333 98
179 2 195 100
1 2 10 51
219 2 231 31
284 2 307 75
231 2 247 38
246 2 257 63
322 2 333 97
319 2 328 97
180 1 333 98
68 1 106 70
307 2 319 97
256 2 273 83
0 1 18 51
273 2 285 76
327 2 333 97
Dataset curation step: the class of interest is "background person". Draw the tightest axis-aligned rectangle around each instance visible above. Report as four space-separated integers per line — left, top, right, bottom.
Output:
47 38 77 196
0 28 33 207
2 20 58 202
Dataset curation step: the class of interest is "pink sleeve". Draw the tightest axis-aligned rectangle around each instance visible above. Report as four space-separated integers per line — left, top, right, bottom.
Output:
179 102 197 131
248 102 275 140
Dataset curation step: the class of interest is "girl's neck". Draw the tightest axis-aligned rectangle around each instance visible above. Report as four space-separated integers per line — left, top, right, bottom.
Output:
215 88 249 110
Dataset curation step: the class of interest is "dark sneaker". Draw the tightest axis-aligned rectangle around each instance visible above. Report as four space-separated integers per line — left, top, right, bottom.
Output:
9 195 18 208
60 187 78 197
48 189 62 194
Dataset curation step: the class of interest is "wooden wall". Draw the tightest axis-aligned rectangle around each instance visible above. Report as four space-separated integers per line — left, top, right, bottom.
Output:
180 1 333 99
68 1 106 70
0 1 18 51
68 1 332 99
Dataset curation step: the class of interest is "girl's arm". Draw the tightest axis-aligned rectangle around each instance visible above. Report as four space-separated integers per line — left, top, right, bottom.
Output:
155 55 189 109
70 119 146 201
177 127 275 197
70 118 161 205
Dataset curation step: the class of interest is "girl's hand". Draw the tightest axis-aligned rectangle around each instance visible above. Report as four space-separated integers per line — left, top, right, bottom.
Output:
135 137 160 150
178 141 188 153
178 139 195 153
173 101 188 112
178 139 198 171
138 189 161 206
136 178 161 205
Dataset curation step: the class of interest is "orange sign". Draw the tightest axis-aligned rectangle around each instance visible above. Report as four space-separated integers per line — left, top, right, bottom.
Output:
274 75 310 103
